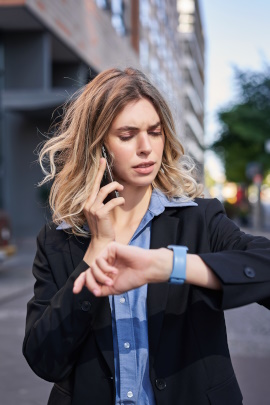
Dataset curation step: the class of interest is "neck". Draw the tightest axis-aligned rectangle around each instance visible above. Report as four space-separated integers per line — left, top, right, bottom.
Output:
112 184 152 225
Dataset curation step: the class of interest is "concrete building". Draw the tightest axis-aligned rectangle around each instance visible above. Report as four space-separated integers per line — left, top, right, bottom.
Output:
0 0 205 239
0 0 139 238
177 0 205 172
139 0 185 147
139 0 205 172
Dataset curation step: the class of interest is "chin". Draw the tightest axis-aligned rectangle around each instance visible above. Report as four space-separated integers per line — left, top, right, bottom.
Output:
115 171 158 188
132 176 157 188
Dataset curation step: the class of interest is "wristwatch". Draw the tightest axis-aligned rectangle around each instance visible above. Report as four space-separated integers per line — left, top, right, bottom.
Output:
167 245 188 284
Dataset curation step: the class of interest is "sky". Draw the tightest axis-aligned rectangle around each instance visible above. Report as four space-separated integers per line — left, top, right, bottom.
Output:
199 0 270 180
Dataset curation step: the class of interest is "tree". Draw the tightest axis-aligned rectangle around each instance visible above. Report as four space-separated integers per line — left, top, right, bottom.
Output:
211 65 270 183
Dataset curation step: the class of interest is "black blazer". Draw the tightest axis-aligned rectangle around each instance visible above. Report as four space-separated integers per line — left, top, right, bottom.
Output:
23 198 270 405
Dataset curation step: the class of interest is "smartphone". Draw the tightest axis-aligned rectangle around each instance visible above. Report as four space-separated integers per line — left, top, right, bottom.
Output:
101 145 119 198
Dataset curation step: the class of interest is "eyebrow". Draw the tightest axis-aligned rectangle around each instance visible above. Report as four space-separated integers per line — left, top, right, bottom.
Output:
114 121 161 133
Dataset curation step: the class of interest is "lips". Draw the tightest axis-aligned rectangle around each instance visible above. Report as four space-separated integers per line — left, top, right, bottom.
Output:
132 161 155 175
133 161 155 168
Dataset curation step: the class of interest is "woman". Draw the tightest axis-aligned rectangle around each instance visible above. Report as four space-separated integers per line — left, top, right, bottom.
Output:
23 67 270 405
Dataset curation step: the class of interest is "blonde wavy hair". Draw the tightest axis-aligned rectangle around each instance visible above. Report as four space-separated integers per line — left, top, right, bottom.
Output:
39 67 203 236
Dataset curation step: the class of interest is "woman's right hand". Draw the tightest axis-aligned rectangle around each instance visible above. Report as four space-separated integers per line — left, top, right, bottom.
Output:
83 158 125 266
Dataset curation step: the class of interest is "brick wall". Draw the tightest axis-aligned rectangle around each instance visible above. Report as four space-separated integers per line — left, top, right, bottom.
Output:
25 0 139 71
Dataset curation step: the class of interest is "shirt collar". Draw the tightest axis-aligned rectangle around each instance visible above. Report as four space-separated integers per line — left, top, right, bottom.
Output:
148 188 197 216
56 188 197 230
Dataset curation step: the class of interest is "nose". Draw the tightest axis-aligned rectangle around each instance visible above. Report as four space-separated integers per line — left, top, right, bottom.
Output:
137 132 152 156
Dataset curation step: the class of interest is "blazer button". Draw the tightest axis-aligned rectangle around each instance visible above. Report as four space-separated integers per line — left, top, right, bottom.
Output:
155 378 166 390
81 300 91 311
244 267 256 278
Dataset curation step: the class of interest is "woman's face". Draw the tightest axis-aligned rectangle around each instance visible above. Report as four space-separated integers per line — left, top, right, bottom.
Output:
105 98 165 189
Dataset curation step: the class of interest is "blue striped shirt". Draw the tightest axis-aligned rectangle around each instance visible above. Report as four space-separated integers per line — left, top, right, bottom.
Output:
109 189 197 404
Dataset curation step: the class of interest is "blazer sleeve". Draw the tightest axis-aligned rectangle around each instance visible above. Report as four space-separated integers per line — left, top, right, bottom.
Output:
22 224 105 382
198 198 270 310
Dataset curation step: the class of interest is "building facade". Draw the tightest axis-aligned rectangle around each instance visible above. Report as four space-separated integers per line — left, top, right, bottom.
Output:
0 0 139 237
139 0 205 173
0 0 204 238
177 0 205 172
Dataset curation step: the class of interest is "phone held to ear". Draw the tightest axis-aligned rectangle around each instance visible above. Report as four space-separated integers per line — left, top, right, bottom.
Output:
102 146 120 198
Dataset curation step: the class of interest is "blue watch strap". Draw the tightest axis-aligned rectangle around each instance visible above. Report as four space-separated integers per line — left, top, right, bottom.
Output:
167 245 188 284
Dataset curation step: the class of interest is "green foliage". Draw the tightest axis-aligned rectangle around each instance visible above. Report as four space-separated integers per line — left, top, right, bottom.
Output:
204 167 216 188
211 66 270 183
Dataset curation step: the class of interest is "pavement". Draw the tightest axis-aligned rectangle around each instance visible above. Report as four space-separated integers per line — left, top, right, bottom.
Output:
0 239 52 405
0 229 270 405
224 225 270 405
0 238 36 303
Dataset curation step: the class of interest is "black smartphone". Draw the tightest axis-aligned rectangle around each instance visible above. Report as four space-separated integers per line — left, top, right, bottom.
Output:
101 145 119 198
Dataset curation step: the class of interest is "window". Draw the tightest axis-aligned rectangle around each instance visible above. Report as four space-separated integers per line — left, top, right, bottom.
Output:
140 0 150 27
111 0 125 36
95 0 108 9
139 40 149 68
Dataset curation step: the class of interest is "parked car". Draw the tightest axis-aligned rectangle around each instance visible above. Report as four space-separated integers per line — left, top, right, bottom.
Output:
0 210 16 262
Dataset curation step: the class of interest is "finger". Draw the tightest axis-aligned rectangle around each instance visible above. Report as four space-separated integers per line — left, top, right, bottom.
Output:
91 181 124 208
84 271 113 297
95 256 118 275
84 267 104 296
93 196 125 218
93 284 114 297
106 241 131 262
84 158 107 208
98 241 118 266
91 261 115 286
73 271 86 294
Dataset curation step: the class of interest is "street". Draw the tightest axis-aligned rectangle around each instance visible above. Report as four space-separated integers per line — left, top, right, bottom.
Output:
0 240 52 405
0 237 270 405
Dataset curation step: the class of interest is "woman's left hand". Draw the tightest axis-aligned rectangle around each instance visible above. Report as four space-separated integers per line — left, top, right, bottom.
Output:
73 241 222 296
73 242 173 296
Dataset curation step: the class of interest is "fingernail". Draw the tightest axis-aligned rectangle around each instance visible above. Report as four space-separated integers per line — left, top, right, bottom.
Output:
93 288 100 296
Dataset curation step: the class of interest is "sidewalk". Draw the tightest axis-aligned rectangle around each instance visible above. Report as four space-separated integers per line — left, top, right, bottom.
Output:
0 238 36 303
240 226 270 238
225 225 270 405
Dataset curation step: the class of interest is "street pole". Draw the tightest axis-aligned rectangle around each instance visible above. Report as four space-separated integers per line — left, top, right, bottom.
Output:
253 174 263 230
0 35 3 208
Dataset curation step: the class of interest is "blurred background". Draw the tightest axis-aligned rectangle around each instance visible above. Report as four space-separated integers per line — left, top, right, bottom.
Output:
0 1 269 404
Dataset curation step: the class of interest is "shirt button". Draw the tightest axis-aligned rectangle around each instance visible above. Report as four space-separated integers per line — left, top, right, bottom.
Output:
124 342 130 349
119 297 126 303
127 391 133 398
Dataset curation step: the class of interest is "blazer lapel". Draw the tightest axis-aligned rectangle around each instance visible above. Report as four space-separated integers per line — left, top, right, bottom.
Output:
68 234 114 376
91 296 115 377
148 209 181 367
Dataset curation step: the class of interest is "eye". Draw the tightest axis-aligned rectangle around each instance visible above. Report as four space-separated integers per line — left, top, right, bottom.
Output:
149 131 162 136
119 135 133 141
